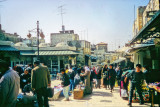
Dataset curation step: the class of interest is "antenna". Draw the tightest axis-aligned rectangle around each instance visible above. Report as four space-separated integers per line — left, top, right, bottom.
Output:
58 5 66 32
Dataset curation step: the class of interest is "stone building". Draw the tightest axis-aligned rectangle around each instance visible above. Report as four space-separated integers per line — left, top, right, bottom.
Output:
0 25 22 43
96 42 108 52
50 30 79 46
67 40 91 66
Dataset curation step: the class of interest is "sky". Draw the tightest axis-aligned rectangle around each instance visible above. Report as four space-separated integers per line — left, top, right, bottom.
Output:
0 0 149 51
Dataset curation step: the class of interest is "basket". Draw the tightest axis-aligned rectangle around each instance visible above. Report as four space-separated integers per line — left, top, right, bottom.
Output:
73 89 84 99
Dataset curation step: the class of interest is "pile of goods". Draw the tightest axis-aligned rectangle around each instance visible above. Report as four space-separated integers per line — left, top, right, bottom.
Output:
49 85 63 101
148 82 160 92
127 81 150 103
73 82 85 99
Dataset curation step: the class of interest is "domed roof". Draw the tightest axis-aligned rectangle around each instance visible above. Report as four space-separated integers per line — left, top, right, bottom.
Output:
15 42 28 47
39 43 50 47
56 42 69 47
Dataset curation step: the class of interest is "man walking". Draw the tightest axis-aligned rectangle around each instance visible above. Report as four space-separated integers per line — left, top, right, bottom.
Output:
125 64 144 106
116 65 123 86
108 64 116 92
68 65 75 92
61 68 70 101
0 59 20 107
31 60 51 107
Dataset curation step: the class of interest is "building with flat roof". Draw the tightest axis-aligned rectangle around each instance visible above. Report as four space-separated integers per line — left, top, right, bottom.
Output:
50 30 79 46
96 42 108 52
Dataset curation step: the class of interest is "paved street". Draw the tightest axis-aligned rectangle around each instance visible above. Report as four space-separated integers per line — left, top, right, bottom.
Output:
50 80 152 107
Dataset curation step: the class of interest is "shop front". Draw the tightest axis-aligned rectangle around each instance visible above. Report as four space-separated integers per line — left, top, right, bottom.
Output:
129 9 160 106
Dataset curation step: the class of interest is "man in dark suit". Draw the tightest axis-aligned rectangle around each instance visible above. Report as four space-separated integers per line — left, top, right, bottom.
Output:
31 60 51 107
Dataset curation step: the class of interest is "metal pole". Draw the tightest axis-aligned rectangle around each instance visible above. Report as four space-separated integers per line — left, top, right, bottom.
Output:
134 5 135 36
37 21 39 59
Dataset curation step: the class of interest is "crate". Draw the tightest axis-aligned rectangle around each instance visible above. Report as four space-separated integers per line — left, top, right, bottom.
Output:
73 89 84 99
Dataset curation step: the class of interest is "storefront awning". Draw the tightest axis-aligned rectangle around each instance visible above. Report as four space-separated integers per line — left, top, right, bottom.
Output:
36 51 79 56
127 44 155 53
21 51 79 56
0 46 19 51
130 10 160 44
20 51 35 55
112 57 126 64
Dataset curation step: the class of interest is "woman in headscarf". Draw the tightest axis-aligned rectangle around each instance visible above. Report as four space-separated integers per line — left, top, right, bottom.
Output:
95 66 102 89
103 65 109 89
80 66 92 94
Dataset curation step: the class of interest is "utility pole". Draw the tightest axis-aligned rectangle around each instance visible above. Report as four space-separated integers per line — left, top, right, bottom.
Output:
134 5 135 36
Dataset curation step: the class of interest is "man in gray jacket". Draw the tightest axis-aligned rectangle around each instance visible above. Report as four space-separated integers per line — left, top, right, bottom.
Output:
31 60 51 107
0 59 20 107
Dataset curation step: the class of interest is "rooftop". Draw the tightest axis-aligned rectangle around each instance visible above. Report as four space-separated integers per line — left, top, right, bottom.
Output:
97 42 108 45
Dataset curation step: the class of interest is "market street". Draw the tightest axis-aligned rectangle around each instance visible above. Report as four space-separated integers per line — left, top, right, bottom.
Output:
50 80 153 107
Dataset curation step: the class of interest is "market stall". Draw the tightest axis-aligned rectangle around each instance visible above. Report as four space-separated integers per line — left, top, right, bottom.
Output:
120 70 150 103
148 82 160 107
73 82 85 100
49 85 63 101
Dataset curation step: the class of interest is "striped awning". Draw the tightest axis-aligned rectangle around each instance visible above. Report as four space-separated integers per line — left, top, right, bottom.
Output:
20 51 79 56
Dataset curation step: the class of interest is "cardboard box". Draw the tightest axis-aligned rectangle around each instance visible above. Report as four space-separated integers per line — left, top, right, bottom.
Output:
73 89 84 99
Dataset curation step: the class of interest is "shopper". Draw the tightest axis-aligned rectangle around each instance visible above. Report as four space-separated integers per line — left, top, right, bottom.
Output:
0 59 20 107
65 65 69 74
20 68 31 92
103 65 109 89
74 68 81 87
61 68 70 101
120 71 129 96
95 67 102 89
125 64 144 106
80 68 85 83
116 65 123 86
108 64 116 92
31 60 51 107
68 65 75 92
90 67 96 92
143 65 149 84
27 63 33 74
80 66 92 94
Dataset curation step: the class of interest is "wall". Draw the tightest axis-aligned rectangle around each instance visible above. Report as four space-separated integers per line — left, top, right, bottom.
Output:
143 0 160 26
50 33 79 46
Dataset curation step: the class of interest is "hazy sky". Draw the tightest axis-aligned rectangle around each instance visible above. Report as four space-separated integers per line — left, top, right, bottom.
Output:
1 0 149 51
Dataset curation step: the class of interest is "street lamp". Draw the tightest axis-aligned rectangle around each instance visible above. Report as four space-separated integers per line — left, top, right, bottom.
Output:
27 21 44 59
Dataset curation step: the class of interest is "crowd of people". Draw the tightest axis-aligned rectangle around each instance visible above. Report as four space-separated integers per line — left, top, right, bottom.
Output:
0 58 149 107
59 64 121 101
60 63 149 107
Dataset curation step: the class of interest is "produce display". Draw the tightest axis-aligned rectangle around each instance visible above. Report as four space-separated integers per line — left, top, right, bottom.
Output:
127 81 150 103
148 82 160 93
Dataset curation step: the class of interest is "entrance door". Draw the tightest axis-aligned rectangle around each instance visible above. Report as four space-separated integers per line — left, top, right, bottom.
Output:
60 60 64 70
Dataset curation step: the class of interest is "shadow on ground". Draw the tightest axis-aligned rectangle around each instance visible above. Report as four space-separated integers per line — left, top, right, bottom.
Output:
92 91 113 97
100 100 112 103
